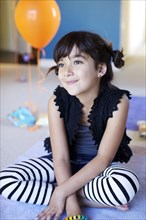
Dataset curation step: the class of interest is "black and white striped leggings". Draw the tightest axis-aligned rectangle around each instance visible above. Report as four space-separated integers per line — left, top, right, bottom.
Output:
0 156 139 206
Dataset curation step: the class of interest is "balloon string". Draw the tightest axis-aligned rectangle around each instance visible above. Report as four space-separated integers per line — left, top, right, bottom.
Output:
28 63 32 101
11 0 20 80
37 50 47 92
41 48 46 57
26 62 36 113
36 50 48 114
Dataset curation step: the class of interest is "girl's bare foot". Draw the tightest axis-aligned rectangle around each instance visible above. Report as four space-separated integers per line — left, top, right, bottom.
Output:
78 196 128 211
116 204 129 211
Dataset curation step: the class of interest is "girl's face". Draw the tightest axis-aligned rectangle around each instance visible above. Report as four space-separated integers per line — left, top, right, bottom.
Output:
57 46 103 99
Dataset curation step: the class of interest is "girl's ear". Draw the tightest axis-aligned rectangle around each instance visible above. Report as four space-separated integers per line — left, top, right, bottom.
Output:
97 63 107 77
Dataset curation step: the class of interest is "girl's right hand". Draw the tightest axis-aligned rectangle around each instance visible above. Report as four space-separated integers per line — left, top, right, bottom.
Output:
35 187 66 220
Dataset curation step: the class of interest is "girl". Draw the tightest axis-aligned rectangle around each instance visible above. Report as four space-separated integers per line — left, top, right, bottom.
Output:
0 31 139 220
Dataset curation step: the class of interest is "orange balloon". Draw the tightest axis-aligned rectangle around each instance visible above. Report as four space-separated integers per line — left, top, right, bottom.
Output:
15 0 61 49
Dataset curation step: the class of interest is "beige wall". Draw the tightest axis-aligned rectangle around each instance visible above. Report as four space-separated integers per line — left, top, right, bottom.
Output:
0 0 14 51
121 0 145 57
0 0 30 53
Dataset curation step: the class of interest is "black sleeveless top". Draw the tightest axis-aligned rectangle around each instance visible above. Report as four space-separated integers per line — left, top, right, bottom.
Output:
44 85 132 163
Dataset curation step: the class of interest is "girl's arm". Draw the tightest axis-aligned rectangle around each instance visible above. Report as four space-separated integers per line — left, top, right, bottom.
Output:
48 95 81 215
36 95 81 220
58 94 129 198
48 95 72 185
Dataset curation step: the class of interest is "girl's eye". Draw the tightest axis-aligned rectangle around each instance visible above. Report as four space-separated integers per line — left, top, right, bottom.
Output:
57 63 64 68
74 60 83 65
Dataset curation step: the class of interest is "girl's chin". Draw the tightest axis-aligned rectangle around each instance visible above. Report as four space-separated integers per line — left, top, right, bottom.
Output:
66 90 78 96
63 85 83 97
63 86 76 95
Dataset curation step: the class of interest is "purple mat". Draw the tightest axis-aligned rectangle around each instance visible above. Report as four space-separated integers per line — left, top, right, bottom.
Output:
0 148 145 220
0 138 146 220
127 96 146 130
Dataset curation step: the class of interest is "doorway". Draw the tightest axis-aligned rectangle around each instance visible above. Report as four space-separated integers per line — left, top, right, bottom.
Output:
0 0 37 64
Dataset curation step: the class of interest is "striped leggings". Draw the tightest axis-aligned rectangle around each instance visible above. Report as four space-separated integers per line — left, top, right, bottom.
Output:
0 156 139 206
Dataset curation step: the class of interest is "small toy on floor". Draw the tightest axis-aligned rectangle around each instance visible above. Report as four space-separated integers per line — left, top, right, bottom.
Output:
7 106 36 128
28 113 48 131
7 104 48 131
35 113 48 127
137 120 146 138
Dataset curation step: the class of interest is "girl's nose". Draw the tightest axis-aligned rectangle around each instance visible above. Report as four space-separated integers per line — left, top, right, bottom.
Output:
64 65 74 77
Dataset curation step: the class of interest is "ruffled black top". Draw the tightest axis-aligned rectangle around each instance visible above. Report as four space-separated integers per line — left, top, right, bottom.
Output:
44 85 132 163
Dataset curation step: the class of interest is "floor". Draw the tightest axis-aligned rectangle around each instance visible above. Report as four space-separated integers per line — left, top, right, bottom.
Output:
0 54 145 169
0 63 59 169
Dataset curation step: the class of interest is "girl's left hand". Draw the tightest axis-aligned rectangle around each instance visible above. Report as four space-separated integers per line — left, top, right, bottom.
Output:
35 187 66 220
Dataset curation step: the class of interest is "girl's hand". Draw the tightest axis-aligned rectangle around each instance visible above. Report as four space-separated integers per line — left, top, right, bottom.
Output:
35 187 66 220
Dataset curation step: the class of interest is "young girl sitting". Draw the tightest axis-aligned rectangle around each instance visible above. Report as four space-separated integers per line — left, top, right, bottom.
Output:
0 31 139 220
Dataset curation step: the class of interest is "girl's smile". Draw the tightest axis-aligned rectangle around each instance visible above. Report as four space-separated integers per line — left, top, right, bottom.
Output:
66 79 79 85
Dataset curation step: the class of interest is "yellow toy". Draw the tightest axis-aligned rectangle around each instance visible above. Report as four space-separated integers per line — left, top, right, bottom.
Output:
137 120 146 137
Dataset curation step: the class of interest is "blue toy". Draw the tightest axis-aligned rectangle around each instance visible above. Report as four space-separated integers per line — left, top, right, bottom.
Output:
7 106 36 128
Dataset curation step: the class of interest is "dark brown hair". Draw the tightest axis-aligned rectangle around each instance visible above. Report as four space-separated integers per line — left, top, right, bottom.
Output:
48 31 124 88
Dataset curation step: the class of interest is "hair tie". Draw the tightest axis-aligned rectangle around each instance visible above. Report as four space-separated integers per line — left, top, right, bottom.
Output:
112 49 124 60
111 49 124 68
